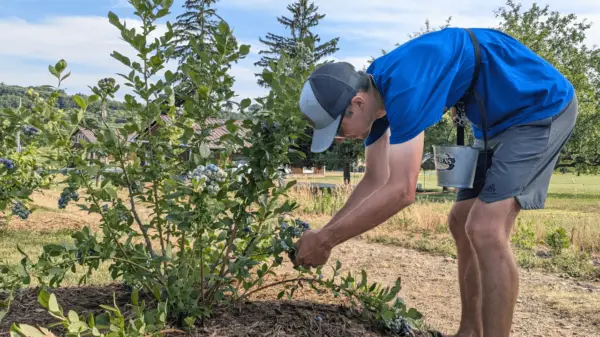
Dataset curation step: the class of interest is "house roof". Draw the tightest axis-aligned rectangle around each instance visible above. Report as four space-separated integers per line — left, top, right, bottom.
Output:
128 115 252 149
73 127 97 143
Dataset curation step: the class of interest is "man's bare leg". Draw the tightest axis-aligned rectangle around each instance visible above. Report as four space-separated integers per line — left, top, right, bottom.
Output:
447 199 482 337
466 198 520 337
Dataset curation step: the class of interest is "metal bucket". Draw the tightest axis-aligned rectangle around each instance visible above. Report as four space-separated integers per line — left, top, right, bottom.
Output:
432 145 478 189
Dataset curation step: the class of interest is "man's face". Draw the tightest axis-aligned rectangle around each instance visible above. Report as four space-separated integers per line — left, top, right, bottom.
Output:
337 92 379 140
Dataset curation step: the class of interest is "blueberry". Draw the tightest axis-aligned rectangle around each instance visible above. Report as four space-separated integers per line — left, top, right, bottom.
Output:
12 202 30 220
316 315 323 322
0 158 15 170
280 222 288 229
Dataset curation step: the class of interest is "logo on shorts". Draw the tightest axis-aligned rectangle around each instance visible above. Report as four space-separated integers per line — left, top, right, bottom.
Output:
435 152 456 171
485 184 496 194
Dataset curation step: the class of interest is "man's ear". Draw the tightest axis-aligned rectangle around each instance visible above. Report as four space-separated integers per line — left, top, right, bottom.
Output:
350 95 364 108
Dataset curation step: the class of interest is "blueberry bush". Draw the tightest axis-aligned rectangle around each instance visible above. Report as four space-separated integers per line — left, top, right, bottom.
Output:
2 1 423 335
0 60 82 226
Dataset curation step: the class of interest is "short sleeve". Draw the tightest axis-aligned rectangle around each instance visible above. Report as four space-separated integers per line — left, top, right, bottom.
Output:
385 80 449 145
364 116 389 147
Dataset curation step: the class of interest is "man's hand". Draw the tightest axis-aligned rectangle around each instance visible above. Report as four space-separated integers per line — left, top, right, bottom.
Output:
293 229 332 269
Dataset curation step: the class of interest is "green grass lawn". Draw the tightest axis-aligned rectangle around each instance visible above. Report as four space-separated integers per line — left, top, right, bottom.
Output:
291 171 600 197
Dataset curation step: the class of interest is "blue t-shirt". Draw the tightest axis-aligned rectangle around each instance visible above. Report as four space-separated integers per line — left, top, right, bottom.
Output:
365 27 574 146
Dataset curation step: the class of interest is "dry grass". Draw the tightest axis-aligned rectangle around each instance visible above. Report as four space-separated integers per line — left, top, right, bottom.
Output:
288 181 600 279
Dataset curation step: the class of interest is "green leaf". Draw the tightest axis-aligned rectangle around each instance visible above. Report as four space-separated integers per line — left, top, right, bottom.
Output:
131 288 139 306
240 98 251 109
239 44 251 56
48 65 59 79
55 60 67 74
88 94 99 105
88 313 95 328
95 313 109 328
406 308 422 319
61 71 72 82
98 304 119 313
156 8 169 18
37 289 50 309
48 294 60 315
14 324 46 337
73 95 87 110
104 187 117 200
199 143 211 158
360 270 367 288
183 316 195 327
68 310 79 323
111 51 131 67
108 11 121 28
218 21 230 35
382 309 395 321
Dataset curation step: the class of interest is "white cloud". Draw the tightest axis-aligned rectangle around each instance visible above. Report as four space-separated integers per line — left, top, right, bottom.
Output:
0 15 173 99
223 0 600 48
0 14 269 102
5 0 600 105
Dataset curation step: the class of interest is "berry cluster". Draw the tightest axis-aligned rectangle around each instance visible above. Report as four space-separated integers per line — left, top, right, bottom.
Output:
0 158 15 170
118 211 129 223
58 187 80 209
280 218 311 262
188 164 228 196
11 201 30 220
386 317 413 336
260 121 282 133
21 125 40 137
76 249 98 261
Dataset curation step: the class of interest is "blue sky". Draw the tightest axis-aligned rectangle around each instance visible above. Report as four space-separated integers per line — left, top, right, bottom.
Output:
2 0 600 103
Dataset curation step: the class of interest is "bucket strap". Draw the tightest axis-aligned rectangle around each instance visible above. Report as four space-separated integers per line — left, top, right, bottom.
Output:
456 28 489 171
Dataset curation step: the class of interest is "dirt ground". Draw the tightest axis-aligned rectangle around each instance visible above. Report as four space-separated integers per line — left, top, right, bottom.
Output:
2 238 598 336
316 239 600 337
2 191 599 336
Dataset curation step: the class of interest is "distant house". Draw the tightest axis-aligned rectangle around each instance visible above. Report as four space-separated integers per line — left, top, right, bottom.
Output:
71 127 99 162
127 114 251 165
71 127 97 147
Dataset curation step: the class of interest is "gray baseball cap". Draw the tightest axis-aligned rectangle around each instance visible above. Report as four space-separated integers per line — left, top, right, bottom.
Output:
299 62 362 153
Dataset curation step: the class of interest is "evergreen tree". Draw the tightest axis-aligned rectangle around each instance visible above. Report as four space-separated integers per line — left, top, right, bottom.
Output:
254 0 339 87
170 0 221 64
169 0 244 111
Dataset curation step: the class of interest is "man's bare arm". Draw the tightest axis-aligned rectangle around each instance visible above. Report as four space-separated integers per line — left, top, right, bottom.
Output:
321 129 390 229
318 131 425 249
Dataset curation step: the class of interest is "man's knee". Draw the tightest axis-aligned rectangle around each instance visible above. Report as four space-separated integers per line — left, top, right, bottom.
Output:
466 198 520 248
448 199 476 240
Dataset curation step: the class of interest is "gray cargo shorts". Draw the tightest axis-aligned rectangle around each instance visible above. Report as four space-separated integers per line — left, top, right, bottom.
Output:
456 95 578 210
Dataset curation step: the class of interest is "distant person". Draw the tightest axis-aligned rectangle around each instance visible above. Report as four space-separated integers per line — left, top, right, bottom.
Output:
343 165 351 185
291 27 577 337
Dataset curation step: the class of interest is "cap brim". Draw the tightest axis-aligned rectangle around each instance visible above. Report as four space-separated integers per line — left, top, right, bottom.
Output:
310 114 342 153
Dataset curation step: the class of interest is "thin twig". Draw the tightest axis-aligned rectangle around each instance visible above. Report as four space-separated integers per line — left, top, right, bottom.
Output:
233 277 317 304
117 155 156 259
